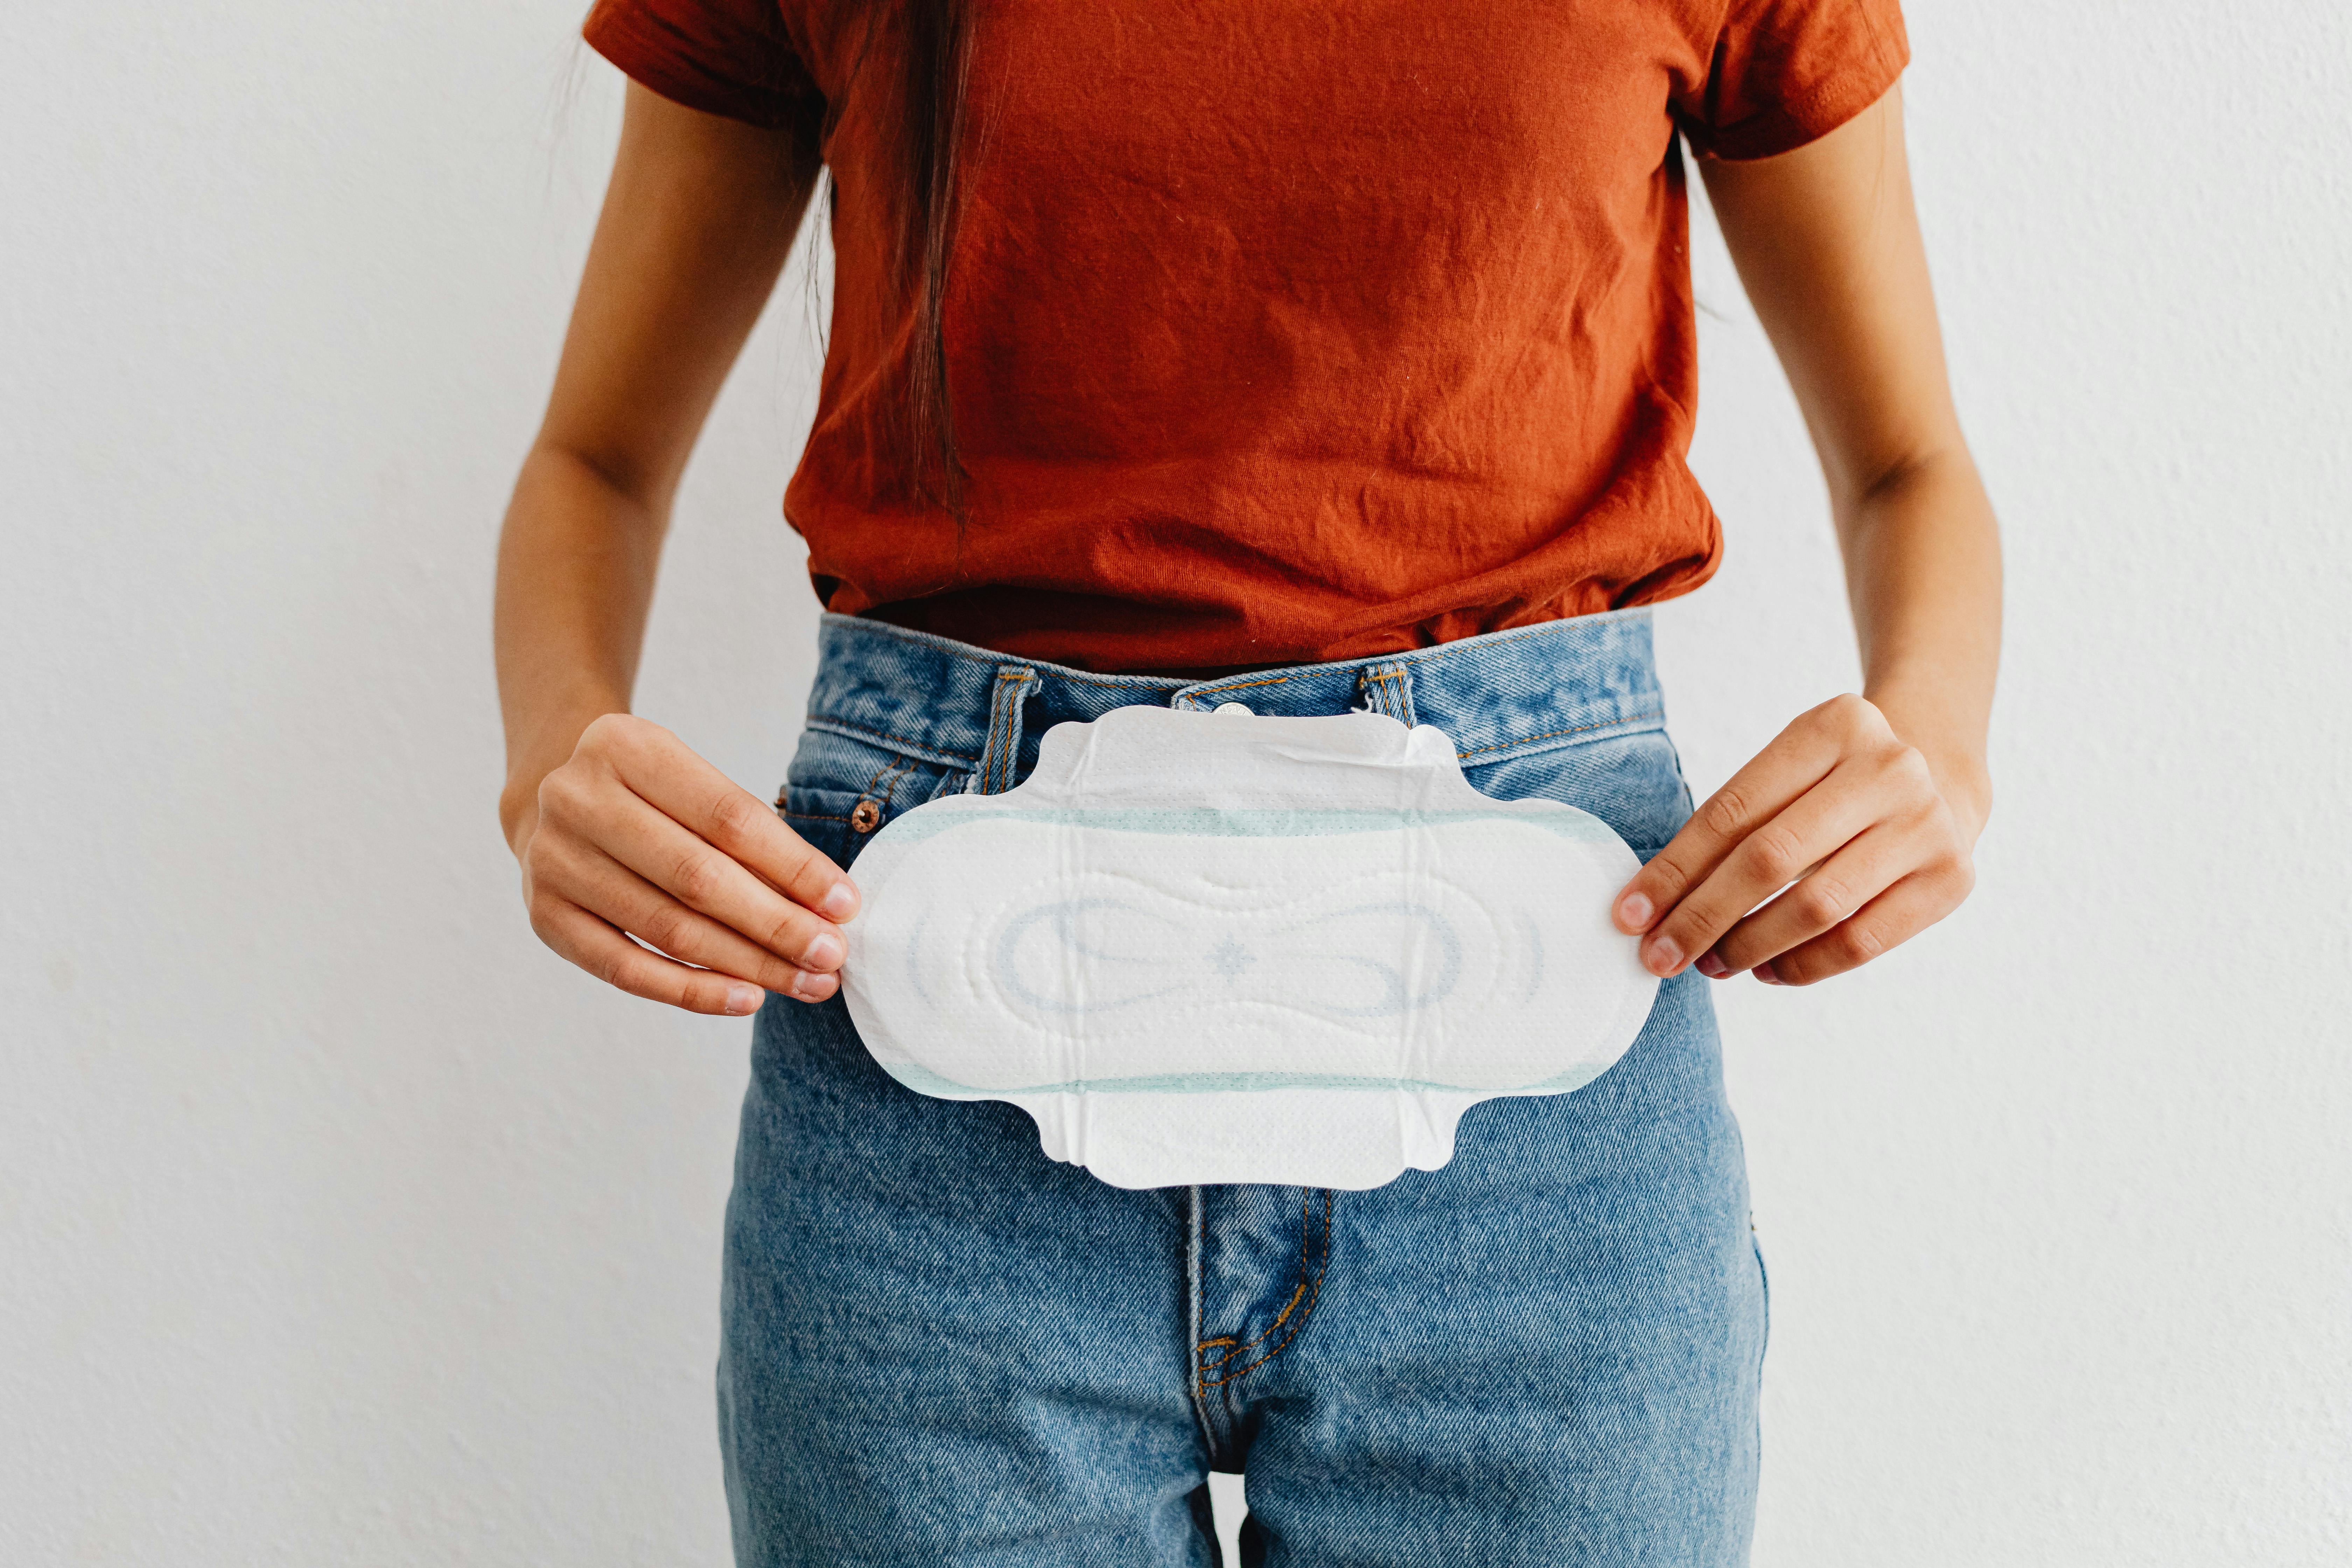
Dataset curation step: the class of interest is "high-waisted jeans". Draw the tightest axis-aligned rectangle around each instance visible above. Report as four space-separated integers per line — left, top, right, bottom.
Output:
721 609 1766 1566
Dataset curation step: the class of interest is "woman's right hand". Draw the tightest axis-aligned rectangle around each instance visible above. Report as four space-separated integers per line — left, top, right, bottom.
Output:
509 713 859 1016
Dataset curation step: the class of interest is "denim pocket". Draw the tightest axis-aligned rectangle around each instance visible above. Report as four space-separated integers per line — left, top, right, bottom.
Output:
776 784 865 875
1458 727 1692 862
778 727 965 875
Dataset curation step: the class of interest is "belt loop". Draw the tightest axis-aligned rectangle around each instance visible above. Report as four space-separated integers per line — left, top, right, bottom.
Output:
970 664 1042 795
1354 661 1417 727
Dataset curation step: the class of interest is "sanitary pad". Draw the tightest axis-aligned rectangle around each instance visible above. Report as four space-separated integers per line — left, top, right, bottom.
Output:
840 705 1659 1190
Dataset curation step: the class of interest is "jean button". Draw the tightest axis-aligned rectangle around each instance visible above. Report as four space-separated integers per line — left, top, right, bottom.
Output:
849 800 882 833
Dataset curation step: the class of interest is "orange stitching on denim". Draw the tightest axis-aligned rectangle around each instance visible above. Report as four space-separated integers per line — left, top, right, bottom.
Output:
856 754 901 799
1198 1184 1313 1363
810 714 981 766
858 756 915 823
1198 1190 1319 1366
1050 672 1176 691
1453 708 1664 760
980 680 1009 794
984 668 1033 794
1200 1281 1304 1369
1201 1190 1331 1387
1199 672 1296 694
972 675 1011 795
1199 1190 1334 1388
784 754 916 829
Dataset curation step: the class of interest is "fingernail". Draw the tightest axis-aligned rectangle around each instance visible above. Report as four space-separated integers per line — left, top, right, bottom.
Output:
789 968 833 1000
819 881 859 921
1753 962 1783 986
725 984 764 1014
803 932 845 971
1617 892 1653 930
1644 936 1682 976
1695 952 1729 979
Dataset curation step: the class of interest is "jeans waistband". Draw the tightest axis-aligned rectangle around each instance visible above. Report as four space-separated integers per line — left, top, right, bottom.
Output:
803 609 1667 789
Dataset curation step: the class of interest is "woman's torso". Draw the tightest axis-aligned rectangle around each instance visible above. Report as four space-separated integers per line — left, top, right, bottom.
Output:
587 0 1906 672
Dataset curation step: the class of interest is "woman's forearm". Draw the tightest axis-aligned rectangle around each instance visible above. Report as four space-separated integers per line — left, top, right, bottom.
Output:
493 439 860 1011
1700 87 2002 841
493 444 667 850
1835 446 2003 841
1616 92 1998 984
1612 446 1998 982
493 83 816 855
486 86 856 1015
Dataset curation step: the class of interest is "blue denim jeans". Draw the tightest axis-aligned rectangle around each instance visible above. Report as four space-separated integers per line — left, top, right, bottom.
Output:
722 610 1765 1566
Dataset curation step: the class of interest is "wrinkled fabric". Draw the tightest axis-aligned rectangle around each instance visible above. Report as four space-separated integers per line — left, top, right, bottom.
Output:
585 0 1906 673
714 611 1768 1564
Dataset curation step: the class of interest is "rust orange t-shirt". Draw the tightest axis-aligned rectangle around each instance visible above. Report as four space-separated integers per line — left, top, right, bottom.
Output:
584 0 1907 673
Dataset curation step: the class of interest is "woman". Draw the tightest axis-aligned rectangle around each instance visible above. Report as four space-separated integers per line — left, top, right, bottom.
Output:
495 0 1997 1561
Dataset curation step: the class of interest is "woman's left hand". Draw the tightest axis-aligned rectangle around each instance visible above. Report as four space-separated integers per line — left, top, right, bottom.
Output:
1611 693 1986 986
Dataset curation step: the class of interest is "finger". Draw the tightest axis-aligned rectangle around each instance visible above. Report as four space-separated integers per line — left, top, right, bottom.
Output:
601 723 860 922
1640 753 1900 978
564 779 848 973
1611 702 1860 936
1755 867 1969 987
1701 818 1919 976
532 899 780 1015
547 837 843 1001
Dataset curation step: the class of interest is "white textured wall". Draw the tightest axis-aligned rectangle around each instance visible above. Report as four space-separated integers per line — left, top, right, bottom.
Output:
4 3 2346 1563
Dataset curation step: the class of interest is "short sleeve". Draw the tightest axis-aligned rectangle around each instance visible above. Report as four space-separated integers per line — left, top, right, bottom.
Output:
582 0 825 139
1678 0 1909 161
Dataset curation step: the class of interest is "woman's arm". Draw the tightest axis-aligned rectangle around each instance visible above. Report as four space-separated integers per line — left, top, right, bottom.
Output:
497 82 856 1015
1613 83 2002 986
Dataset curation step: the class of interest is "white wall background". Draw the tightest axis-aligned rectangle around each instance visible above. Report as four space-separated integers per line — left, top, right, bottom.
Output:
4 2 2347 1563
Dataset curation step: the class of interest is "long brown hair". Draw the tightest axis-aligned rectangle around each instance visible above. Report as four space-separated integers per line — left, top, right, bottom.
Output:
891 0 973 513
